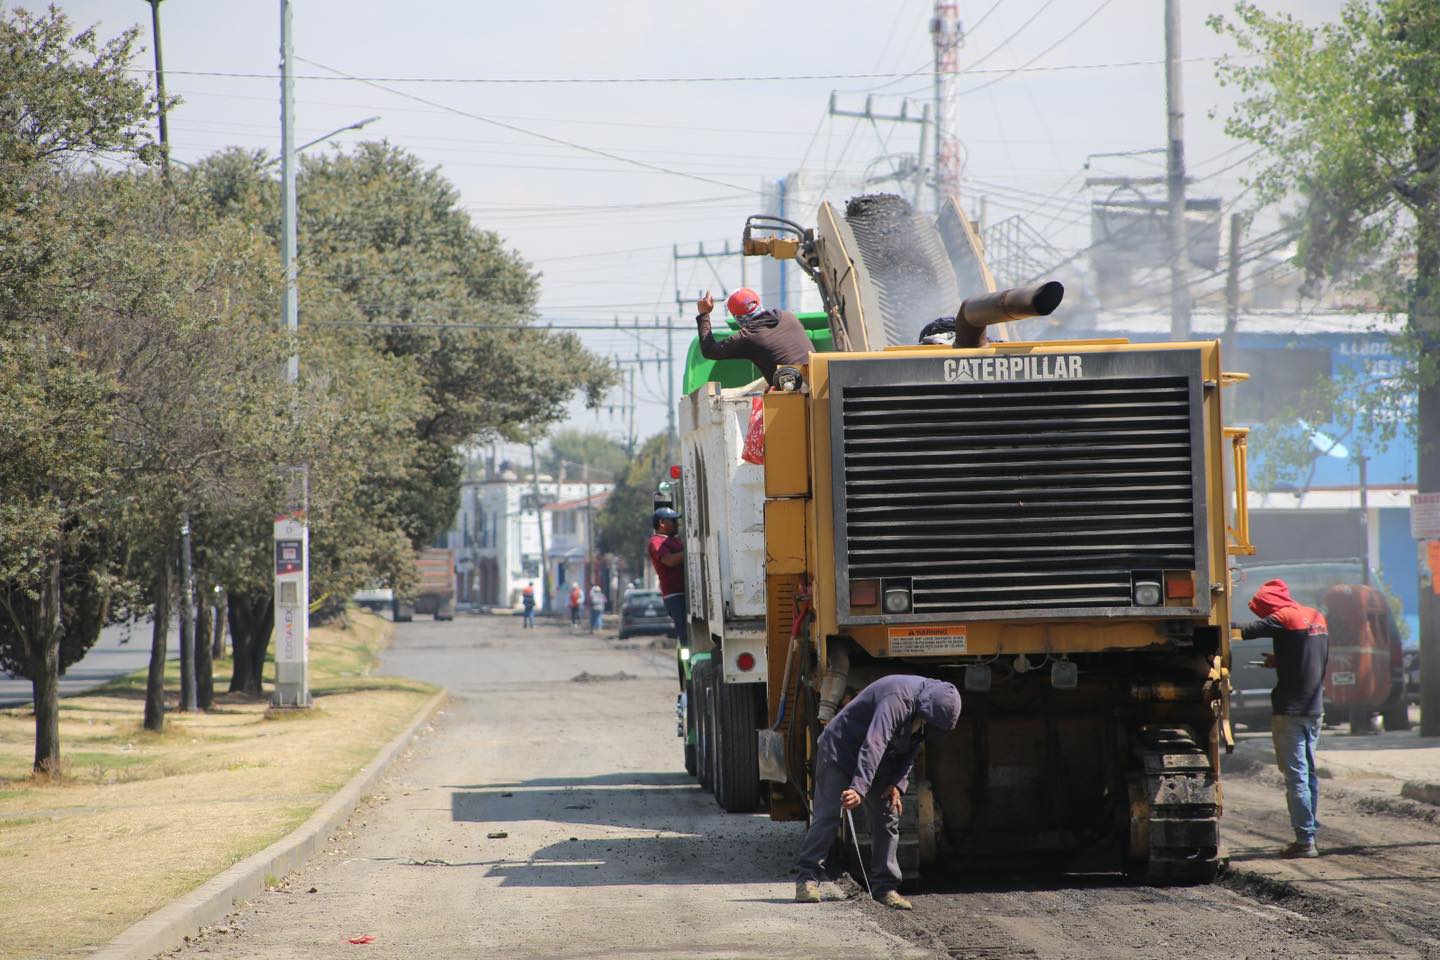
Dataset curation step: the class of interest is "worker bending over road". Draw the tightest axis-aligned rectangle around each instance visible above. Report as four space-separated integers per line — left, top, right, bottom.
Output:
695 288 812 387
794 675 962 910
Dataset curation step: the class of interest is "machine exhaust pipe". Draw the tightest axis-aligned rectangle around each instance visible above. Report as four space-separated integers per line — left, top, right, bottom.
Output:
954 280 1064 347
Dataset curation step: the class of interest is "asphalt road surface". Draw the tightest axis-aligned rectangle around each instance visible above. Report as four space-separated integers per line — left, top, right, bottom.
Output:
170 616 1440 960
0 619 177 708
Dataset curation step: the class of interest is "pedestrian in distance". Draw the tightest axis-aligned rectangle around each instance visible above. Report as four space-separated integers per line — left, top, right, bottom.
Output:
648 507 687 685
568 584 583 630
1235 577 1330 859
588 584 606 633
695 288 812 388
794 675 962 910
521 581 536 629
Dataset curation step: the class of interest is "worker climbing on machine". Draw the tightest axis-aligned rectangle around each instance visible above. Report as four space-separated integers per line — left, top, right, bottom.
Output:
1235 577 1330 859
794 675 962 910
647 507 687 686
695 288 812 387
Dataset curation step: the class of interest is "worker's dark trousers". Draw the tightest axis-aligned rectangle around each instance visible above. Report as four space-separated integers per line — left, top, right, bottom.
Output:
794 756 902 894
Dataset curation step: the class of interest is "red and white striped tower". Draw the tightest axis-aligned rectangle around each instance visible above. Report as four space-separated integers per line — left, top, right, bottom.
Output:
930 1 963 211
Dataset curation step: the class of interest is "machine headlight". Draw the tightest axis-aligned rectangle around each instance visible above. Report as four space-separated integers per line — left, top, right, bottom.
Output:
1134 581 1162 606
680 647 691 661
883 588 912 614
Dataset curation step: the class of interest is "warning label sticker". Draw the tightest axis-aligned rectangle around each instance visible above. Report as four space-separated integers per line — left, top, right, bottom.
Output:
886 625 968 656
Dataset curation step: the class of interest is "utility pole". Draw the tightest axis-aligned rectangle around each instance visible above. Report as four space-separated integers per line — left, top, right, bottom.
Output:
145 0 170 178
828 93 931 207
528 442 552 614
178 514 196 711
931 1 963 210
271 0 310 709
583 463 594 596
1164 0 1192 339
665 317 677 468
1222 213 1242 363
628 365 637 456
145 0 194 712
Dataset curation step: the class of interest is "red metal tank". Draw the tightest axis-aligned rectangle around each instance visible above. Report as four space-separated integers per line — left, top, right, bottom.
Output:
1322 584 1393 708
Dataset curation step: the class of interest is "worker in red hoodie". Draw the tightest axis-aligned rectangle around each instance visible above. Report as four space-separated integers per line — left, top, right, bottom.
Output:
1236 578 1330 858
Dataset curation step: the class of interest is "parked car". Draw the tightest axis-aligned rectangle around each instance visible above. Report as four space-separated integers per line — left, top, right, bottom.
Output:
1230 559 1409 732
618 589 673 640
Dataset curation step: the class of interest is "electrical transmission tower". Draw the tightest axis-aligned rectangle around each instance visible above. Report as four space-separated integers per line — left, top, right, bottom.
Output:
930 1 963 209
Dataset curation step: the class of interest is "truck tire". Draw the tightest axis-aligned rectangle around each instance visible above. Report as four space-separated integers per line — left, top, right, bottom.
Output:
683 681 698 777
713 677 764 813
692 659 715 792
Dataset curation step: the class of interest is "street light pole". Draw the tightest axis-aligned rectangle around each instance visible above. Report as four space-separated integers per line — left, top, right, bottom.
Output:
272 0 310 709
145 0 170 178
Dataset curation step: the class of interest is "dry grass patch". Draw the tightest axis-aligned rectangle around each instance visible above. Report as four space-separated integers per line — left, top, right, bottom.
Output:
0 610 436 960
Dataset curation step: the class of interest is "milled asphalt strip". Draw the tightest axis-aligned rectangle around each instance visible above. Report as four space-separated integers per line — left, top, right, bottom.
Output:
88 689 448 960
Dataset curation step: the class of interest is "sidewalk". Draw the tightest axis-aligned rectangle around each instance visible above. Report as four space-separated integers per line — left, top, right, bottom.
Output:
1229 713 1440 808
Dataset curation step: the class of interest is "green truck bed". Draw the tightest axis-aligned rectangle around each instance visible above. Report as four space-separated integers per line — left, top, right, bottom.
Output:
682 311 833 394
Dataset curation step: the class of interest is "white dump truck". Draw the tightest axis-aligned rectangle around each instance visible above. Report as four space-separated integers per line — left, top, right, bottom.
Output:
678 381 771 812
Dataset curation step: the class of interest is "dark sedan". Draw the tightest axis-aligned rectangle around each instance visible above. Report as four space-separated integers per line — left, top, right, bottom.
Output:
618 589 675 640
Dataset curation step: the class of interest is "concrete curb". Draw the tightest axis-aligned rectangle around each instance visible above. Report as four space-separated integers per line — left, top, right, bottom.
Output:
89 688 447 960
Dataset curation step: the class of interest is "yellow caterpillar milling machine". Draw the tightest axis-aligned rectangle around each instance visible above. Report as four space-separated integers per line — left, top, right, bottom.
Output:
737 193 1255 883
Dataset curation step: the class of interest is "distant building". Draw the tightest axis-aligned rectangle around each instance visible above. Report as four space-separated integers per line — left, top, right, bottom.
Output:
442 464 612 611
1061 308 1421 639
542 490 610 606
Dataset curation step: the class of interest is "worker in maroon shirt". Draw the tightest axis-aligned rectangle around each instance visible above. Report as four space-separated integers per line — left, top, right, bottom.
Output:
648 507 686 685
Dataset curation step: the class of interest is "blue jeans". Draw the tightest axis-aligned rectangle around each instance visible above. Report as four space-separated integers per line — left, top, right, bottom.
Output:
523 607 535 628
1272 714 1321 842
794 755 902 894
662 593 687 644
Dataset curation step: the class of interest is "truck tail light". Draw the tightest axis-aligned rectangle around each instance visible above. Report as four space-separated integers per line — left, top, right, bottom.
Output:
1164 570 1196 602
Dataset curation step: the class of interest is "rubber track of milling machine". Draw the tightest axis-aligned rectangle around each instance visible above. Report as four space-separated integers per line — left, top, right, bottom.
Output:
1130 726 1221 884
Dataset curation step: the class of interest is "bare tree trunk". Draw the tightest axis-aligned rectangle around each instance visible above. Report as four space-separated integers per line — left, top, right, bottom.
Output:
195 589 213 710
212 587 227 660
143 553 172 732
227 591 273 697
31 552 62 775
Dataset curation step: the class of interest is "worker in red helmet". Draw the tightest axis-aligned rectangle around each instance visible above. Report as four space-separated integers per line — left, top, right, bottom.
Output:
695 287 812 387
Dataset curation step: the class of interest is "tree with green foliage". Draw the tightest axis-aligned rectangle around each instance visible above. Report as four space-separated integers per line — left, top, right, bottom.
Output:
544 429 628 483
0 6 160 772
297 143 618 547
596 433 670 578
1212 0 1440 733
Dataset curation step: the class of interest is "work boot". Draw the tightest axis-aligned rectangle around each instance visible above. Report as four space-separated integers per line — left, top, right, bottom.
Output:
1280 839 1319 859
875 890 913 910
794 880 821 903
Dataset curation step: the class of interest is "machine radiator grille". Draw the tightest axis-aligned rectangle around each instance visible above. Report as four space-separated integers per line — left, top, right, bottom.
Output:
840 375 1197 616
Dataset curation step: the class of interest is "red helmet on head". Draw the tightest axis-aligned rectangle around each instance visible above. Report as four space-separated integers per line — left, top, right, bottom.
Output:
726 287 761 318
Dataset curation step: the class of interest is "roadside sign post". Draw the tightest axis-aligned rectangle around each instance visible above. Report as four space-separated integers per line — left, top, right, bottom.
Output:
271 510 311 708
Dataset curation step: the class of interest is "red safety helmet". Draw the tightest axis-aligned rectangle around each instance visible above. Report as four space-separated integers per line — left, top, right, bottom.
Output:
726 287 761 318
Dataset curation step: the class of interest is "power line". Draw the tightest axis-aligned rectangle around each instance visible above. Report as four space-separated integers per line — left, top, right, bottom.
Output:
144 54 1247 88
956 0 1117 99
294 56 765 197
965 0 1061 74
